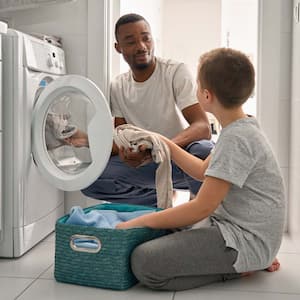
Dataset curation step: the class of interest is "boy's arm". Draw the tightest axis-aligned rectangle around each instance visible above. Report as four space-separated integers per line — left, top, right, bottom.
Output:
123 134 211 179
116 176 231 229
162 136 211 180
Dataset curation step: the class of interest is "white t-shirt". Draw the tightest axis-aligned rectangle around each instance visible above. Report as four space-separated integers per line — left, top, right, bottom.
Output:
110 57 198 139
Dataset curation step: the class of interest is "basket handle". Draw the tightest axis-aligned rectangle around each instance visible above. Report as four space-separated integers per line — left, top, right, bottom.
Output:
69 234 102 253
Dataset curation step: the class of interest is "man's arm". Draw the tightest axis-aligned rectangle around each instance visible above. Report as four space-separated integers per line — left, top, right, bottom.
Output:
111 117 127 155
171 103 211 148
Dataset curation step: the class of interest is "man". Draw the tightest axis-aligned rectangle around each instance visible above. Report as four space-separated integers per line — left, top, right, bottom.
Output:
81 13 214 206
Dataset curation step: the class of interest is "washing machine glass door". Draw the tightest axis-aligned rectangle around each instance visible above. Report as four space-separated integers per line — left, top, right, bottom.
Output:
32 75 113 191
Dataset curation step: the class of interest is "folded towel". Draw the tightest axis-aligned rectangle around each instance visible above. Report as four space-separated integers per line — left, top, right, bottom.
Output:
114 124 173 209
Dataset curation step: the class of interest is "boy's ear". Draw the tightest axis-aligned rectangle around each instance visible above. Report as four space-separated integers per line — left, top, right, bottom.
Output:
203 89 215 107
204 89 211 101
115 42 121 54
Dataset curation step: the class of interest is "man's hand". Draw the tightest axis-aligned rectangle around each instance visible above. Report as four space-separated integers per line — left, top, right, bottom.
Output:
119 145 152 168
64 130 89 147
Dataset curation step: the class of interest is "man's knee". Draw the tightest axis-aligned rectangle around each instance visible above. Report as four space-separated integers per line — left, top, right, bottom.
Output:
186 140 214 159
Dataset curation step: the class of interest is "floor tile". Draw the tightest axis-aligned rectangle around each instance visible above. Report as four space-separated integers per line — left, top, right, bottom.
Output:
17 280 174 300
2 228 300 299
280 234 300 253
193 253 300 295
174 289 300 300
42 232 55 243
0 277 34 300
0 239 55 278
39 265 54 279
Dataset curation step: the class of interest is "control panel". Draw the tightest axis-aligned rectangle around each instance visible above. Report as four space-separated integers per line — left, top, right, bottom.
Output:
23 33 66 75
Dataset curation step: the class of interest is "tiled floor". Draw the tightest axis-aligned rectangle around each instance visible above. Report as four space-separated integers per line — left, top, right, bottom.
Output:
1 233 300 300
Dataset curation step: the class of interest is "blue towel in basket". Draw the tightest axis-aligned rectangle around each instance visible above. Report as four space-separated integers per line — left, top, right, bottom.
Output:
65 206 155 249
66 206 153 229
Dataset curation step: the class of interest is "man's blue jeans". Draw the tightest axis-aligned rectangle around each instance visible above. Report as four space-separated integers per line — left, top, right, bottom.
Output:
82 140 214 207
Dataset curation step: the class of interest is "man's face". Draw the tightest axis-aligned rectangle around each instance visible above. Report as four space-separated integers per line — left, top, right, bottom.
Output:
115 20 155 70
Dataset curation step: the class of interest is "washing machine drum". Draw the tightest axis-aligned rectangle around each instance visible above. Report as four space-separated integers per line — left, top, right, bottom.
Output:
32 75 113 191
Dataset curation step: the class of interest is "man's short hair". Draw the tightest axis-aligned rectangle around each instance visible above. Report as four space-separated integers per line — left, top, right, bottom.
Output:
115 13 149 41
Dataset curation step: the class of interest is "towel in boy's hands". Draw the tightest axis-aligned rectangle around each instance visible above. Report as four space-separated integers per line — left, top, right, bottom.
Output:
65 206 154 229
114 124 173 209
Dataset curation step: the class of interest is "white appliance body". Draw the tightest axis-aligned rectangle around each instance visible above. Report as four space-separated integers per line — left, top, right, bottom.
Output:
0 30 65 257
0 29 113 257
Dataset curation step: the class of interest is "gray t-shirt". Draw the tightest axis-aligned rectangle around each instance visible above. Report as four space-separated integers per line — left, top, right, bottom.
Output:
205 117 285 272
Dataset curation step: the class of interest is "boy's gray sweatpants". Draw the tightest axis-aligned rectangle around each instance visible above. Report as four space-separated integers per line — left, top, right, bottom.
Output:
131 224 240 291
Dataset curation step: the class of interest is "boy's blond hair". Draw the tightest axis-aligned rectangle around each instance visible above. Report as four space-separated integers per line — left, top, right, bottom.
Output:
198 48 255 108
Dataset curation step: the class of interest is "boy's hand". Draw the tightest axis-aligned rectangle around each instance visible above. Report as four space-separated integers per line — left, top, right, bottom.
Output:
116 222 133 229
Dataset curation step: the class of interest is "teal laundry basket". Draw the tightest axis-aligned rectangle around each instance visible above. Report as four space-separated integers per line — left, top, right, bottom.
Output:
54 203 168 290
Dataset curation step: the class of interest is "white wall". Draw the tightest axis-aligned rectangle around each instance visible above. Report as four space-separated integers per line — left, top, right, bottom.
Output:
289 0 300 238
161 0 221 78
257 0 292 233
159 0 221 128
221 0 258 116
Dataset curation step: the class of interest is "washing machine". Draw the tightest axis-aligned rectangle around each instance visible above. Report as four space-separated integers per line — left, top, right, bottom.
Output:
0 29 113 257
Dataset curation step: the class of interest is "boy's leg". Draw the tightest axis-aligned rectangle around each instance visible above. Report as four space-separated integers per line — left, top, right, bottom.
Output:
131 225 240 291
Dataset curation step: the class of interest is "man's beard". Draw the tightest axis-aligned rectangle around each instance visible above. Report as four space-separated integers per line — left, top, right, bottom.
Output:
133 51 153 70
134 62 150 70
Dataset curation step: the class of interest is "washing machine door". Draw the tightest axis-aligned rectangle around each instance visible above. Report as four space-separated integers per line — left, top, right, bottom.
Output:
32 74 113 191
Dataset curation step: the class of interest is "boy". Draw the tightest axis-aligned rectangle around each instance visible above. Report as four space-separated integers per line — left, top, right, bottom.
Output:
116 48 285 291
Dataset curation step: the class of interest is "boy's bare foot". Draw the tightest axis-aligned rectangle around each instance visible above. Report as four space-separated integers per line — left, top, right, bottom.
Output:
241 258 280 277
265 257 280 272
